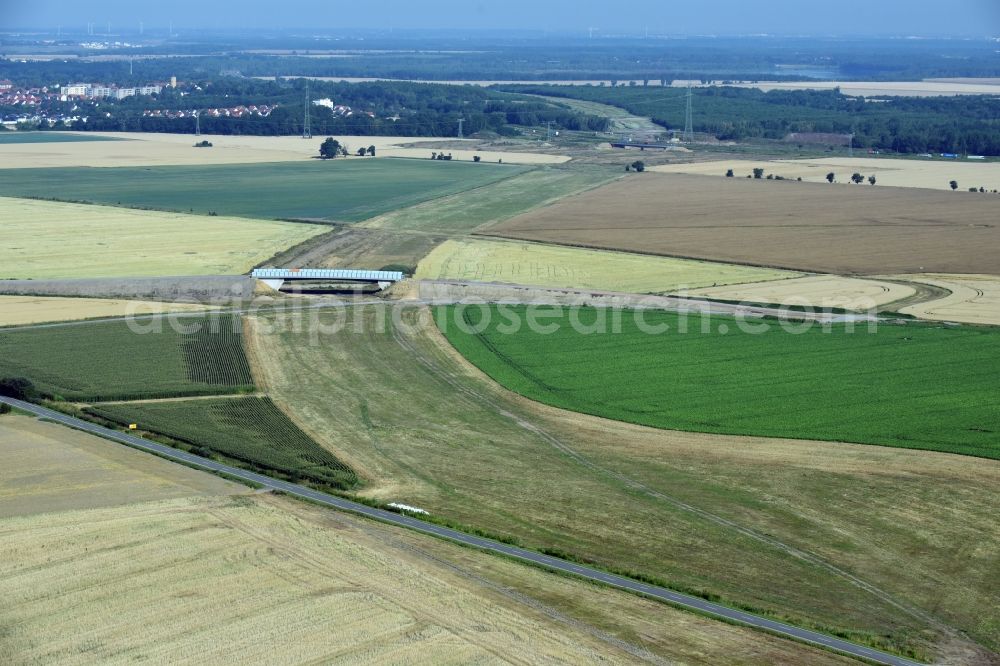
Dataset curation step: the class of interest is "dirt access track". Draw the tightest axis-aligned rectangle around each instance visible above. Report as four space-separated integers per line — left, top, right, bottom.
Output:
485 173 1000 275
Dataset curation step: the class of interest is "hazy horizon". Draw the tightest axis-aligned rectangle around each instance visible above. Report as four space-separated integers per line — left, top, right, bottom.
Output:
5 0 1000 38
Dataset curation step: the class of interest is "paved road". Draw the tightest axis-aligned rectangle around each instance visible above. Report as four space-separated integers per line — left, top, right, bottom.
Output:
0 396 922 666
0 277 880 334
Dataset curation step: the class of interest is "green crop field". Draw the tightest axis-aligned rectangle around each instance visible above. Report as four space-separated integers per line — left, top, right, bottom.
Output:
362 166 618 233
0 315 253 401
0 132 121 144
88 397 356 489
439 305 1000 459
0 160 527 222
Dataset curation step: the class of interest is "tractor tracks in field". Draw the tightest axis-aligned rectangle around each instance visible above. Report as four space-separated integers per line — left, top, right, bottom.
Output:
388 312 960 641
382 534 670 665
209 500 658 665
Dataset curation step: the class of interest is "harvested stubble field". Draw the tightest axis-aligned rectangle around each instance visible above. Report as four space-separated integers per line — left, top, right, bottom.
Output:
0 415 244 518
442 305 1000 459
0 198 325 280
0 296 215 326
714 79 1000 97
89 397 357 490
688 275 915 310
246 307 1000 658
0 131 438 168
651 157 1000 192
889 274 1000 326
486 173 1000 274
0 132 121 144
416 238 797 293
63 131 565 166
0 490 850 665
0 160 526 223
0 315 253 401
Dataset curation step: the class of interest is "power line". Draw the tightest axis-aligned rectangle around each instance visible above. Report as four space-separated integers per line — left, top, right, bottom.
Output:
683 83 693 142
302 82 312 139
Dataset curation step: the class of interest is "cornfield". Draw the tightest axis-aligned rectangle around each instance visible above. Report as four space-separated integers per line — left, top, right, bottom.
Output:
88 397 356 490
0 315 255 401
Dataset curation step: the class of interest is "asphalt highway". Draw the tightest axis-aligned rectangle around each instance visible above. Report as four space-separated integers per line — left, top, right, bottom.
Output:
0 396 923 666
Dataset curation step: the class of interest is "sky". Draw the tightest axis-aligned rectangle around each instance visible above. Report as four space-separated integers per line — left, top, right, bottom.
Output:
3 0 1000 36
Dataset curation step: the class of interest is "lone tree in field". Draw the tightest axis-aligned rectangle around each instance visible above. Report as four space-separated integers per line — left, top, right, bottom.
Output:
868 175 877 186
725 168 735 177
826 172 836 183
851 172 864 184
753 168 765 179
319 138 342 159
367 145 375 156
356 147 367 157
950 180 959 190
631 160 646 172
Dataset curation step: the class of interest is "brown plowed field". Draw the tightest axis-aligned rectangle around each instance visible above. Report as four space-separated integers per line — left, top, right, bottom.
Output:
484 173 1000 274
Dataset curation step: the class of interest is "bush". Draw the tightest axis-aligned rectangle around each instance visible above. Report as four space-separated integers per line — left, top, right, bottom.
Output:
753 168 765 179
725 169 734 177
379 263 415 275
0 377 40 402
0 403 11 415
630 160 645 172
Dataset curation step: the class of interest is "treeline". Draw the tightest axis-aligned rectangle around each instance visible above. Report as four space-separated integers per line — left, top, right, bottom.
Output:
501 85 1000 155
20 78 610 137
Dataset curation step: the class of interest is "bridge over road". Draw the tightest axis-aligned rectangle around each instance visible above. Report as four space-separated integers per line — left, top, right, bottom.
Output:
252 268 403 291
